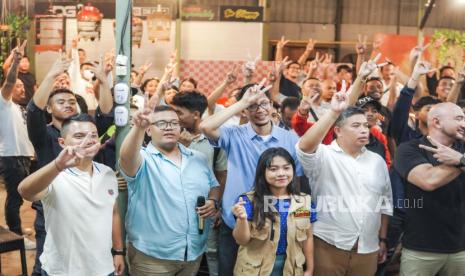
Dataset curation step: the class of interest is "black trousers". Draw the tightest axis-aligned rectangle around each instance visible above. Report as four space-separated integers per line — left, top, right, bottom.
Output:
0 156 31 235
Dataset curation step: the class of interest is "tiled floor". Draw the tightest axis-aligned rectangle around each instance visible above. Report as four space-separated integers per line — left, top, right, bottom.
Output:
0 184 36 276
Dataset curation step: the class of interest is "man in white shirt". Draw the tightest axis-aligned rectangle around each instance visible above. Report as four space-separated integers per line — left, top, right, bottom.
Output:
296 87 392 276
0 42 35 246
18 114 124 276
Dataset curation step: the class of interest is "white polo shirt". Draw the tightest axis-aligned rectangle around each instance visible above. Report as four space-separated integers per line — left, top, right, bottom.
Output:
296 141 393 254
40 162 118 276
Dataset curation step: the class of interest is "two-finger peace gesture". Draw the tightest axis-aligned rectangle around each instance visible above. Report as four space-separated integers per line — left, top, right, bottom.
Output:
330 80 349 113
241 78 273 106
359 53 388 78
419 136 464 166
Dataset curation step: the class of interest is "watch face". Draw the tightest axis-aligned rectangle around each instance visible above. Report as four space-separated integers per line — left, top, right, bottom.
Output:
461 156 465 166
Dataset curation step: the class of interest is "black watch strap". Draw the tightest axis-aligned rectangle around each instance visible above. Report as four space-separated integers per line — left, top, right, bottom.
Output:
111 248 126 256
456 155 465 168
379 237 388 244
208 198 218 210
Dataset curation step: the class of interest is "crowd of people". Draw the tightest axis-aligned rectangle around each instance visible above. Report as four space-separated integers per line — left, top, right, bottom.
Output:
1 32 465 276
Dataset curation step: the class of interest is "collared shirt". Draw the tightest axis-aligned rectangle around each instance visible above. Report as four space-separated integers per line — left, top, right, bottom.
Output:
121 143 219 261
189 134 227 172
40 162 118 276
212 123 304 229
296 141 393 254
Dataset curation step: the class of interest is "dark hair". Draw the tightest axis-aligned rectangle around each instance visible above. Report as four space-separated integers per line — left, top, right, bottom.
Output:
61 113 96 136
334 106 365 127
280 97 300 113
79 62 94 70
251 147 300 229
439 66 455 76
140 78 159 92
302 77 320 85
154 105 176 114
171 91 208 116
181 78 198 89
48 88 75 102
74 94 88 114
366 76 383 85
337 64 353 74
272 101 281 111
438 76 456 83
77 48 86 53
286 61 301 69
236 83 271 101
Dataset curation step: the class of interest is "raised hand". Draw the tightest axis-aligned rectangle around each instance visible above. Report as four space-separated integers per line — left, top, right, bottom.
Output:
457 64 465 83
54 146 82 171
232 196 247 220
240 78 272 106
225 64 238 85
321 53 333 68
330 81 349 113
277 36 290 50
358 53 388 78
409 38 430 63
355 34 368 55
48 51 72 78
433 35 447 49
306 38 316 52
299 93 319 113
104 50 115 75
412 60 433 78
91 54 108 83
138 62 152 75
419 136 464 165
133 92 155 129
15 39 27 57
275 56 292 74
243 53 260 78
71 35 80 49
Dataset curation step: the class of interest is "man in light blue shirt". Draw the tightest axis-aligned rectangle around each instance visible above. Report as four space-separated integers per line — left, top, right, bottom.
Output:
119 105 220 276
200 82 304 276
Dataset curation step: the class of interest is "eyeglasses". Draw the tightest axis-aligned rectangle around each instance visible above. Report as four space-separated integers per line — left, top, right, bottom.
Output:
247 101 271 112
151 120 180 129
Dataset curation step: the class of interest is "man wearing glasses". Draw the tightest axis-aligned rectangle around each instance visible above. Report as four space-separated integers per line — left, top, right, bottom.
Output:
119 105 220 276
200 81 304 276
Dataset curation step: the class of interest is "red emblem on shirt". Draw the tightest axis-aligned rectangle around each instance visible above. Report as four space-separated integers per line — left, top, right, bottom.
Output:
108 189 114 195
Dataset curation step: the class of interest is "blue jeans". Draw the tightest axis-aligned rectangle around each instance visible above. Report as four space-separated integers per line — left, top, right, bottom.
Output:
270 255 286 276
218 223 239 276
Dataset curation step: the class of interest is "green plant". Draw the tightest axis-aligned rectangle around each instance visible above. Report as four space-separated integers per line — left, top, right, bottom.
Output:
432 29 465 63
0 14 30 81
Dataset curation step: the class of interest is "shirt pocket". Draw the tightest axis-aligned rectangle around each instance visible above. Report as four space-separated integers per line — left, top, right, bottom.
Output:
295 219 311 242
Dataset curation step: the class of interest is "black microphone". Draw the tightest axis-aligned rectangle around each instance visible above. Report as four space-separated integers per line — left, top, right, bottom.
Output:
197 196 206 234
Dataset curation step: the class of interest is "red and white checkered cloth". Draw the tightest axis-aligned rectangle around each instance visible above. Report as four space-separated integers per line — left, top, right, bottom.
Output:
179 60 275 95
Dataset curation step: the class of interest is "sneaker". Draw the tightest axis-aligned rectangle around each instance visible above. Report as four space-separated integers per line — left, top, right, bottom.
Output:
23 236 36 250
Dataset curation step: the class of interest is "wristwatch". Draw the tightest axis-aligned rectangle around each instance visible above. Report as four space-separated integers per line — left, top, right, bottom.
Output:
208 198 219 210
379 237 388 244
455 155 465 168
111 248 126 256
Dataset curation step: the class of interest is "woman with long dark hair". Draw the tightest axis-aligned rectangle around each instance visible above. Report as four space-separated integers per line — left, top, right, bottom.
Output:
232 147 316 276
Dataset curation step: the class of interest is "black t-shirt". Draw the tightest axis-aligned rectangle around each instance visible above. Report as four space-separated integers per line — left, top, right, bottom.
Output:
18 71 36 107
279 75 301 99
394 136 465 253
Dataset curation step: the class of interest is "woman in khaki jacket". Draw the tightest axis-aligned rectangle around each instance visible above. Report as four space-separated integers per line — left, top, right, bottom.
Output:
232 147 316 276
